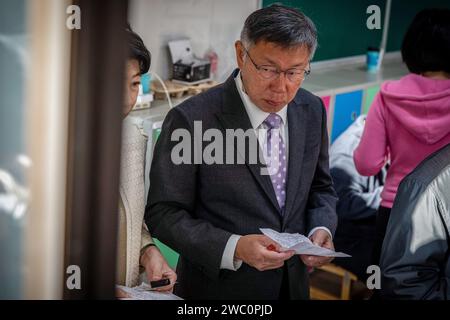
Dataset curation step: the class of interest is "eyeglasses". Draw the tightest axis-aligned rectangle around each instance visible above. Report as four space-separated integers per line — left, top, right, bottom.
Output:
243 47 311 83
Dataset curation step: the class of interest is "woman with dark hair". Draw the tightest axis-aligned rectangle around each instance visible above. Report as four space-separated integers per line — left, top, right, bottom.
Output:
354 8 450 267
116 25 176 295
122 24 151 116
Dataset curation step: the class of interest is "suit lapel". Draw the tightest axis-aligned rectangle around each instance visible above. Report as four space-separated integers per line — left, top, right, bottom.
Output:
216 71 280 212
282 100 308 227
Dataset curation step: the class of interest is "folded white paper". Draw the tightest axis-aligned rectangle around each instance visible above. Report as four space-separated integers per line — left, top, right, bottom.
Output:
116 283 183 300
260 228 351 258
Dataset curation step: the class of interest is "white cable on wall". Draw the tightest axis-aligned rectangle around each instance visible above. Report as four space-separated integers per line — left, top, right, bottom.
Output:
150 71 173 109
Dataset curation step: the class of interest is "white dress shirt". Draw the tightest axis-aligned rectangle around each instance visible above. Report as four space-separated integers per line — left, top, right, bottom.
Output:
220 72 332 271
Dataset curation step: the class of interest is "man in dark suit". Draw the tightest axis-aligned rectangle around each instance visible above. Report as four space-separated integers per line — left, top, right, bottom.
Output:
145 4 338 299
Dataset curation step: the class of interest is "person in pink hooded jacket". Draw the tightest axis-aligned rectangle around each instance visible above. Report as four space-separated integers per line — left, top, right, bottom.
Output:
354 8 450 267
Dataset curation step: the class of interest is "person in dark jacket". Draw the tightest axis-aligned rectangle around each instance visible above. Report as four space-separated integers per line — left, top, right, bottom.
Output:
145 5 337 300
380 143 450 300
330 115 386 281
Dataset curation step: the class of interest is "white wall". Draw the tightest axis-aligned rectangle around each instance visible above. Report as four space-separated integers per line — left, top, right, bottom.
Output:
129 0 260 82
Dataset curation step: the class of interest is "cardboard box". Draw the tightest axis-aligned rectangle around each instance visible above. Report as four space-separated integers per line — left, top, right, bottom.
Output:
168 39 211 85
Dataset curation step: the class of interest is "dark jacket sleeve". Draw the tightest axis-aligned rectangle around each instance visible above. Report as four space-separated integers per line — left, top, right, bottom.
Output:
330 154 382 221
145 106 232 279
306 98 338 236
380 178 448 300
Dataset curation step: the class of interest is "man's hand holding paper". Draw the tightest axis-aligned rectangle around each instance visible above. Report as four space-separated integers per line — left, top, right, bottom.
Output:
301 229 336 267
235 235 296 271
260 228 350 267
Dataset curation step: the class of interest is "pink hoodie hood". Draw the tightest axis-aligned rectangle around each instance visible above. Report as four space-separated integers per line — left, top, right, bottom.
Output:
380 73 450 144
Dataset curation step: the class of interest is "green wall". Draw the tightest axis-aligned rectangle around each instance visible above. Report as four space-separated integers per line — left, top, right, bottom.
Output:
263 0 450 61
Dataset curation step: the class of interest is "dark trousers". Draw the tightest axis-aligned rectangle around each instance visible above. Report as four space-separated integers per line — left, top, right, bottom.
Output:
371 206 392 266
278 264 290 300
370 206 391 300
333 216 377 282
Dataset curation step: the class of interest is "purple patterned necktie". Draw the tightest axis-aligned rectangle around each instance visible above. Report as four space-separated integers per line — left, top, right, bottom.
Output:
264 113 287 212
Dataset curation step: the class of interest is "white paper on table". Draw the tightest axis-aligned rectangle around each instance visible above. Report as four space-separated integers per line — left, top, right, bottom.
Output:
260 228 351 258
116 283 183 300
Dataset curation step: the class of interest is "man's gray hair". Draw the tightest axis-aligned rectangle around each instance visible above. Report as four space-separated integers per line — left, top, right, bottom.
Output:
240 4 318 60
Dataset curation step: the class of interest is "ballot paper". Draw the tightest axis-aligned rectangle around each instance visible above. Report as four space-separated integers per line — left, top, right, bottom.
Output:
116 283 183 300
260 228 351 258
